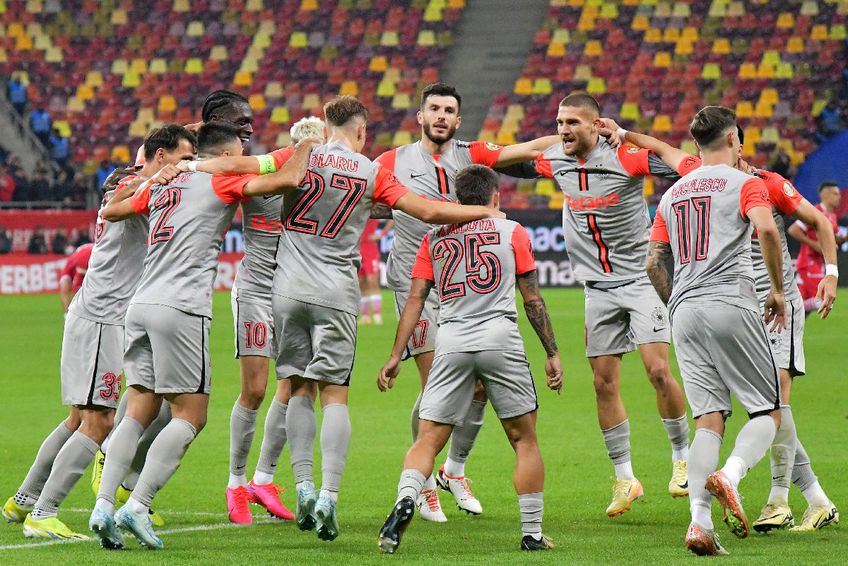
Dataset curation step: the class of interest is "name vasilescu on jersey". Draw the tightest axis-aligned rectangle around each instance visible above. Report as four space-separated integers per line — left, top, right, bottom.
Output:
671 177 728 198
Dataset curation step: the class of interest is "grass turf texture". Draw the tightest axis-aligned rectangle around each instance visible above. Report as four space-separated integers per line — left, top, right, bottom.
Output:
0 289 845 564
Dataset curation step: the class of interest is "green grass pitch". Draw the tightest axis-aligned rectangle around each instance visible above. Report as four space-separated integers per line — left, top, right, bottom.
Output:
0 289 845 564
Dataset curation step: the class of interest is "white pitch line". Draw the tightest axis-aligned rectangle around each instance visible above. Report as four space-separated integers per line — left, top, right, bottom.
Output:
65 507 226 517
0 518 277 551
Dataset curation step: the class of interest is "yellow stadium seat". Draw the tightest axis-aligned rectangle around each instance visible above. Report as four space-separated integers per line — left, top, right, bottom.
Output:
417 30 435 46
158 95 177 113
535 179 555 196
620 102 640 121
643 177 654 198
786 37 804 53
547 42 566 57
369 55 387 72
130 58 147 73
754 101 773 118
447 0 465 8
727 2 745 16
381 31 399 47
810 25 828 40
681 26 699 41
393 131 413 146
800 0 819 15
532 78 553 95
210 45 228 61
712 38 730 54
7 22 23 37
265 81 284 98
137 108 155 122
377 79 396 97
586 77 606 95
600 3 618 18
301 0 319 10
812 99 827 116
756 62 775 79
384 67 400 82
653 51 671 67
663 28 680 42
111 8 127 24
111 145 130 163
760 88 778 105
44 46 62 62
736 101 754 118
186 21 204 37
302 94 321 111
574 64 592 81
424 6 442 22
53 120 71 137
185 58 204 74
701 63 720 80
577 16 596 32
85 70 103 87
246 0 263 10
111 59 128 74
0 47 5 63
514 78 533 96
652 115 672 132
506 104 525 119
240 58 258 73
584 40 603 56
631 15 649 31
276 132 292 148
644 28 661 42
673 2 691 17
392 94 411 109
15 35 33 50
122 71 140 88
149 58 167 74
34 33 51 50
496 130 516 146
708 2 726 16
248 94 266 111
832 24 847 40
738 63 757 79
675 40 693 55
762 50 781 66
76 84 94 101
680 140 698 156
270 106 290 124
233 70 252 87
552 28 570 43
760 127 780 144
776 12 794 29
254 33 272 49
338 81 358 96
744 127 761 144
775 62 794 79
25 0 41 13
173 0 189 12
290 32 307 47
67 97 85 112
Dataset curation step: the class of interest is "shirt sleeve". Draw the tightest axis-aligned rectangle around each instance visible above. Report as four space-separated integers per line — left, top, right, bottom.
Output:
375 149 397 173
533 156 554 178
740 177 771 217
468 141 504 167
677 155 702 176
761 171 803 215
410 234 434 281
511 224 536 274
649 210 670 243
269 147 294 170
374 165 410 208
129 182 151 215
59 256 76 281
211 174 254 204
617 145 652 177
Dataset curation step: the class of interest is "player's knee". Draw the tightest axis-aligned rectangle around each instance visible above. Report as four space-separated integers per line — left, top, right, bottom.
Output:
644 360 671 388
592 373 618 398
240 383 266 409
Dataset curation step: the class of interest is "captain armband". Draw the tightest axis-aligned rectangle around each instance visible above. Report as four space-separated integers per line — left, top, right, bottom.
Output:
257 155 277 175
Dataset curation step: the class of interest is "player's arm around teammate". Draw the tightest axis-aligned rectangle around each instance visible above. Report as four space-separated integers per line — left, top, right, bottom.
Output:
785 210 839 318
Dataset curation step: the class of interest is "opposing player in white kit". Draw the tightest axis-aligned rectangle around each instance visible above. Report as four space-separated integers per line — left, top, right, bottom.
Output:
225 117 325 525
646 106 786 555
1 126 196 540
89 123 316 550
377 165 562 553
376 83 559 519
596 119 841 532
533 92 691 516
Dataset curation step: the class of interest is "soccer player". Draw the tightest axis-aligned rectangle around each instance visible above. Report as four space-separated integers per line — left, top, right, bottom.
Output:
58 242 93 312
376 165 562 553
375 83 559 519
595 119 841 533
533 92 690 516
646 106 786 556
225 116 325 525
358 218 390 325
88 122 315 550
788 181 845 315
1 125 196 540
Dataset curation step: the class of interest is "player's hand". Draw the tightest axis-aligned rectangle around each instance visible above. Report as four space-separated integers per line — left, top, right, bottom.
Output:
152 164 182 185
545 354 563 395
596 118 622 147
176 159 194 173
183 121 204 133
378 356 401 392
763 290 787 332
816 276 837 319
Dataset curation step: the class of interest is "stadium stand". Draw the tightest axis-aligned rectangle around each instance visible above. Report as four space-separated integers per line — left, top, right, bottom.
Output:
478 0 848 208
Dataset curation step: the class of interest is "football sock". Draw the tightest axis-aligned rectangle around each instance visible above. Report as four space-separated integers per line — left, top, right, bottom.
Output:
689 428 722 530
662 415 690 461
518 492 543 538
721 415 776 487
254 399 288 484
101 395 129 453
359 297 369 316
228 401 258 487
31 431 99 520
132 418 197 509
793 439 829 506
17 420 74 503
319 489 338 503
97 417 144 505
396 469 426 503
424 474 437 491
448 399 485 468
126 401 172 489
602 420 634 479
410 392 421 442
767 406 797 505
443 458 465 478
287 395 317 485
126 495 147 515
369 293 382 317
320 403 351 494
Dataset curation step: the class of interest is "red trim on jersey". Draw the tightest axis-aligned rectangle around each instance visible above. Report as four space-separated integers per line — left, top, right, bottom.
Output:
511 225 536 274
650 210 670 243
211 174 252 204
411 234 434 281
436 165 449 196
375 148 397 173
616 145 652 177
534 157 554 178
677 155 702 176
270 146 295 169
578 168 589 192
129 183 151 215
587 214 613 273
740 177 771 217
759 170 803 216
468 141 503 167
374 165 410 207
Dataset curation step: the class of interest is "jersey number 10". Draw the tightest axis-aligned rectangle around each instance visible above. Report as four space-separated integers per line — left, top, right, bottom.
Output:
672 196 711 264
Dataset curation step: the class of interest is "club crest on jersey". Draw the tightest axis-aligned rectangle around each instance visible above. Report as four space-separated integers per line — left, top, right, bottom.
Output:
486 142 501 151
651 306 667 329
783 182 795 197
626 146 640 153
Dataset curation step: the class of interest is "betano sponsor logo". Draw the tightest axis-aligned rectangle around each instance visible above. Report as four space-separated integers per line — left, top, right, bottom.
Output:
565 193 620 211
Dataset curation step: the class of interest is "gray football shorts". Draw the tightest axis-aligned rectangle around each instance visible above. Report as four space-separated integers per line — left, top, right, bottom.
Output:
61 313 123 408
124 303 212 395
672 301 780 419
273 295 357 385
393 287 439 360
231 285 277 359
583 276 671 357
419 350 538 425
760 292 806 377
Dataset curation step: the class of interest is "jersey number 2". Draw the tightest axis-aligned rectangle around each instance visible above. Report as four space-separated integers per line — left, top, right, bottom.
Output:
151 187 182 244
285 172 367 238
671 196 711 263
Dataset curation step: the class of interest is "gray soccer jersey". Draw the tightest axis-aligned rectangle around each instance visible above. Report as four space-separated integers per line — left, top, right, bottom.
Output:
69 177 149 325
535 139 682 283
376 139 504 290
129 171 247 317
652 164 772 315
412 217 536 355
272 141 409 315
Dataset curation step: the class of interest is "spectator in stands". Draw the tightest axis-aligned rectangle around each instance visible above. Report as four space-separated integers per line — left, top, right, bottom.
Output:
67 172 89 206
49 128 71 174
51 228 69 255
0 165 15 202
29 168 52 201
72 228 90 247
7 76 27 115
768 147 793 179
816 100 845 143
93 160 115 193
28 228 48 254
0 227 11 254
30 107 52 147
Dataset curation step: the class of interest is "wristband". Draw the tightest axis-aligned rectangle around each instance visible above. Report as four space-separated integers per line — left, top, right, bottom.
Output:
257 154 277 175
825 264 839 278
616 127 628 140
187 161 198 173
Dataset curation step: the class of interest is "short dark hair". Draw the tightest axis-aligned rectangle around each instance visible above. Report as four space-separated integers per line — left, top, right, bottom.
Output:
197 121 242 155
323 95 368 127
736 125 745 146
559 91 600 115
143 124 196 160
690 106 737 148
421 82 462 111
819 181 840 192
455 165 499 206
201 90 249 122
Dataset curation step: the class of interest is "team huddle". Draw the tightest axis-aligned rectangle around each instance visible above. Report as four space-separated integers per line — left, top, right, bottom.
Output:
1 84 841 556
